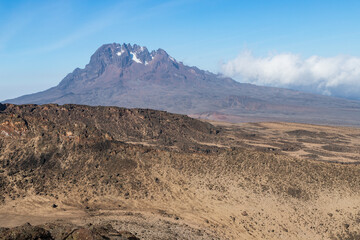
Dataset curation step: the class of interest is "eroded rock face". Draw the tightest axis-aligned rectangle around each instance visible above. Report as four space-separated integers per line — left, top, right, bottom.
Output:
0 103 219 151
0 223 51 240
0 222 139 240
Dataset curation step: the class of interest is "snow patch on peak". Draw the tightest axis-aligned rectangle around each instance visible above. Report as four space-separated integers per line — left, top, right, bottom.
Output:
169 56 176 62
130 52 142 64
116 46 125 56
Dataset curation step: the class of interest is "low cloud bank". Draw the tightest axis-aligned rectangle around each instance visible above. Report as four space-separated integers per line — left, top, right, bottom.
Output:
222 51 360 100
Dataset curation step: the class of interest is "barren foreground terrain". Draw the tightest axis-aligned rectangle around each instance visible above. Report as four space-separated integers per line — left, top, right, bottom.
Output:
1 103 360 239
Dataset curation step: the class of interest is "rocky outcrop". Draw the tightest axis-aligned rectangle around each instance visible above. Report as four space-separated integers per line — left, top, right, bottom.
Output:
0 103 219 151
0 222 139 240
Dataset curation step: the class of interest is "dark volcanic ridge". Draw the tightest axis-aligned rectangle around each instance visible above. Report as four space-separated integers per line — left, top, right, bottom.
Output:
4 42 360 126
0 103 219 153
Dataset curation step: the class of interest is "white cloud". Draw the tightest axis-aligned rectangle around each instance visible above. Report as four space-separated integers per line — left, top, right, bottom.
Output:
222 51 360 99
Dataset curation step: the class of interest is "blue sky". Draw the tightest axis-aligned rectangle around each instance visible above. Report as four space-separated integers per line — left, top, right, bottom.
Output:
1 0 360 100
